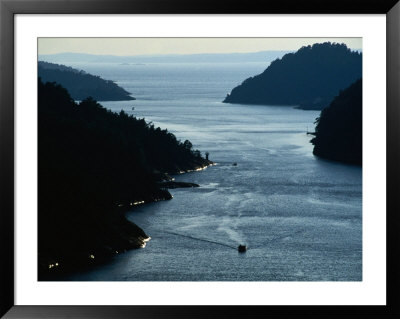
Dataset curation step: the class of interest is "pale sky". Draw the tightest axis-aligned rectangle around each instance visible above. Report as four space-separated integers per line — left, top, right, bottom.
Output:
38 38 362 56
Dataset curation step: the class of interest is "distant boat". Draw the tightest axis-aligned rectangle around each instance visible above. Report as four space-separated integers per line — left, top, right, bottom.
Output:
131 106 135 110
306 125 315 135
238 245 247 253
232 162 237 166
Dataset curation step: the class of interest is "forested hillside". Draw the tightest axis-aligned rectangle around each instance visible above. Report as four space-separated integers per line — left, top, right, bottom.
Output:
223 42 362 110
311 78 362 165
38 61 135 101
38 79 211 276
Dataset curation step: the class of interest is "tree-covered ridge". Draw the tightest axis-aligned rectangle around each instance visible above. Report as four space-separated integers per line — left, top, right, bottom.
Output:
223 42 362 110
38 61 135 101
38 79 211 276
311 78 362 165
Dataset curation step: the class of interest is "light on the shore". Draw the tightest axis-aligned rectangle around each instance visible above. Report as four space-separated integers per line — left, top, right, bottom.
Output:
130 200 145 206
180 164 214 174
140 236 151 248
89 254 95 259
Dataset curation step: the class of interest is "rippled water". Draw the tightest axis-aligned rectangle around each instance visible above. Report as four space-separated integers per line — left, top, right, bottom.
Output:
58 61 362 281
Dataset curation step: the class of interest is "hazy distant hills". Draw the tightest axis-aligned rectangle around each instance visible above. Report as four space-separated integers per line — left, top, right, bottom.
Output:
38 50 292 64
38 61 135 101
223 42 362 110
311 78 362 165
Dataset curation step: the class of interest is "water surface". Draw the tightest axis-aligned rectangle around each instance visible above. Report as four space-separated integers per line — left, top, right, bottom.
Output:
59 61 362 281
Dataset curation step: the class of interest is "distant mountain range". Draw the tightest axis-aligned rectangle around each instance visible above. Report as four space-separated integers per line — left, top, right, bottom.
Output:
38 50 292 64
38 61 134 101
223 42 362 110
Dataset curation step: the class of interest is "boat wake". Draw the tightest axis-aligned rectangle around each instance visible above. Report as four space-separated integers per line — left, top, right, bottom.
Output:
250 228 307 249
163 230 238 250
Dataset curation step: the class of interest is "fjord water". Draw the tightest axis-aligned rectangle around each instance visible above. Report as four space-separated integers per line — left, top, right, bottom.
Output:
62 62 362 281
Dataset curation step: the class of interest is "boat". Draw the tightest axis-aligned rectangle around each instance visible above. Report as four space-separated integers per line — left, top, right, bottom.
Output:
238 244 247 253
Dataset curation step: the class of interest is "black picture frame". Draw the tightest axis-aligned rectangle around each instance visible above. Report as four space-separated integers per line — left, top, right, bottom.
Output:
1 0 399 318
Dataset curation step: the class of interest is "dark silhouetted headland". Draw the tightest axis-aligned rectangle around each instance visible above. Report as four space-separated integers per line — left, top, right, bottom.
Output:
311 78 362 165
223 42 362 110
38 79 212 278
38 61 135 101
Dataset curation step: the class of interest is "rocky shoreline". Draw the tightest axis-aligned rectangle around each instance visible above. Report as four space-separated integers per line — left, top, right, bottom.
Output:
158 181 200 189
38 161 214 279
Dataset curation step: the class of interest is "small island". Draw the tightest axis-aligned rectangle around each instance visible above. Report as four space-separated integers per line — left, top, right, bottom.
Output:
311 78 362 165
223 42 362 110
38 61 135 101
38 79 212 278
